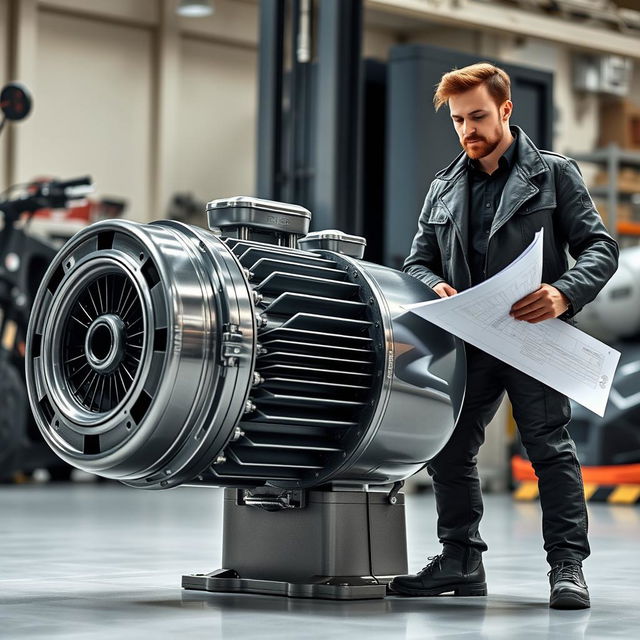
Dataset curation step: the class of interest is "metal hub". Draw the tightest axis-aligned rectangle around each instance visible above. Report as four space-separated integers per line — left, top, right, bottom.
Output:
84 314 125 374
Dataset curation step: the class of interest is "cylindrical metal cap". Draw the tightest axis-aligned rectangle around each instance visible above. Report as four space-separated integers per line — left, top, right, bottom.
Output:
207 196 311 237
298 229 366 259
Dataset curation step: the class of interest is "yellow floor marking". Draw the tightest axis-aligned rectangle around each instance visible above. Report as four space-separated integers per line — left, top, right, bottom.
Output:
608 485 640 505
514 482 539 500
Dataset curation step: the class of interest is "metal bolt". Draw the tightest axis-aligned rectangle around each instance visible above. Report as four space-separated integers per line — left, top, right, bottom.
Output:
243 268 253 281
232 427 245 441
253 372 264 386
252 291 263 305
244 400 256 414
214 454 226 465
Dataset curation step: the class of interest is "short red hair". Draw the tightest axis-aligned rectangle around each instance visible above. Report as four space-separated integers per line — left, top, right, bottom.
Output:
434 63 511 111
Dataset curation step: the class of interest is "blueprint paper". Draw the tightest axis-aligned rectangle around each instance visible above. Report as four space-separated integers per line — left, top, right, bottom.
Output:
404 230 620 417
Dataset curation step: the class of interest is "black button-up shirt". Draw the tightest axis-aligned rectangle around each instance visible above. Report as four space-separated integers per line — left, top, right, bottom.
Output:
467 135 517 285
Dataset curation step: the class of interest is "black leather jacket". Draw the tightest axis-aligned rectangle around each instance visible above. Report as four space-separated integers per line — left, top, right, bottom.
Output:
403 126 619 317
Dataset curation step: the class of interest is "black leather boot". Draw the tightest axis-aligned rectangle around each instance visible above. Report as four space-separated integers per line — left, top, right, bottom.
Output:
389 553 487 597
549 562 590 609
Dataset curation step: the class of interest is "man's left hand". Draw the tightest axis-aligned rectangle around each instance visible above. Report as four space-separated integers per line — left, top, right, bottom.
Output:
510 284 570 323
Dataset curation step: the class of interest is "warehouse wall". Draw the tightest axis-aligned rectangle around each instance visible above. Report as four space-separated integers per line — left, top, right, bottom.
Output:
363 24 398 60
409 25 480 55
174 37 257 208
28 10 154 220
0 0 8 187
4 0 399 221
0 0 620 221
3 0 259 221
1 0 402 222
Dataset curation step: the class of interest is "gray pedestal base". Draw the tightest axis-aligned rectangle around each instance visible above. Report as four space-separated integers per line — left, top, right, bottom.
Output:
182 488 407 600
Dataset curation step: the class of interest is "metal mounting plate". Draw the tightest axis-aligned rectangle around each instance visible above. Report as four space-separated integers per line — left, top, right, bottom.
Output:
182 569 388 600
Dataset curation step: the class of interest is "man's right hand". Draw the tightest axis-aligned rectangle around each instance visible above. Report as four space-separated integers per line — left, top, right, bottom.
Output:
433 282 458 298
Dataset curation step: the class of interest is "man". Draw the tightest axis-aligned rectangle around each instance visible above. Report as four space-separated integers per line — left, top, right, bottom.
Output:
389 63 618 609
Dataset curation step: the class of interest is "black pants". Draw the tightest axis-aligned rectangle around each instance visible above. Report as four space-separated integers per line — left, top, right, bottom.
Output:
426 345 590 568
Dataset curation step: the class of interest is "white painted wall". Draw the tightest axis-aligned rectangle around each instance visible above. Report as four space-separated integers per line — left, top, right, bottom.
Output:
0 0 6 80
363 25 398 60
5 0 261 221
409 26 481 55
173 37 258 210
0 0 8 188
39 0 159 25
25 10 153 221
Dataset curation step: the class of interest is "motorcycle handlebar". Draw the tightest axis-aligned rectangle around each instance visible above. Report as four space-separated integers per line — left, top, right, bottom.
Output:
0 175 93 221
53 175 92 191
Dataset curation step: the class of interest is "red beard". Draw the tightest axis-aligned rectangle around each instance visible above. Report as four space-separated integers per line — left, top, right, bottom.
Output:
462 126 503 159
463 137 500 159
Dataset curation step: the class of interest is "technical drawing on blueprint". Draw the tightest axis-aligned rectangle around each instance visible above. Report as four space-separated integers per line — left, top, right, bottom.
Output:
405 229 620 416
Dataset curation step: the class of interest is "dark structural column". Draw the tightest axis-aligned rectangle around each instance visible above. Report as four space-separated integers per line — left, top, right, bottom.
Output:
256 0 285 201
312 0 363 233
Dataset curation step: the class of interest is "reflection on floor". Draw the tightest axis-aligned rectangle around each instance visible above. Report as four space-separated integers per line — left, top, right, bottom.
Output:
1 485 638 639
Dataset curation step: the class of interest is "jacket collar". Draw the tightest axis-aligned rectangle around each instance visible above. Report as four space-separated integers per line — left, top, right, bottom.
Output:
433 125 551 269
434 125 549 183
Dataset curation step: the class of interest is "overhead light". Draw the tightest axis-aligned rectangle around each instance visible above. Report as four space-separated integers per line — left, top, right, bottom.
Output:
177 0 214 17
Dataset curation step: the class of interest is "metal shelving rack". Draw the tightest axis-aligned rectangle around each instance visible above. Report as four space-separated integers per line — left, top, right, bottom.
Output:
571 144 640 241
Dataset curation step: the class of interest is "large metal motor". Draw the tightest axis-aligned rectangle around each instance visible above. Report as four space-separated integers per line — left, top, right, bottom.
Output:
577 246 640 342
558 247 640 470
26 197 465 493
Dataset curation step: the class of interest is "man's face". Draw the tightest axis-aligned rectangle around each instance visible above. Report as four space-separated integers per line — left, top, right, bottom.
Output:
448 84 511 160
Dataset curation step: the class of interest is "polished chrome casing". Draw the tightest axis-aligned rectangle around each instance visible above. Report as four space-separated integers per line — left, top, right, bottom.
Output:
26 215 465 490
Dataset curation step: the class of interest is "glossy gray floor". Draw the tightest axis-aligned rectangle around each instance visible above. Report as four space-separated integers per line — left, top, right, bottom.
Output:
1 484 638 640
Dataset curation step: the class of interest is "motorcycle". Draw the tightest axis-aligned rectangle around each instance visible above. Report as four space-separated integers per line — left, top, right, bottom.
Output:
0 82 93 480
